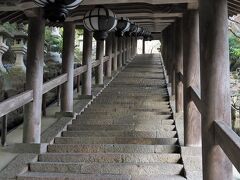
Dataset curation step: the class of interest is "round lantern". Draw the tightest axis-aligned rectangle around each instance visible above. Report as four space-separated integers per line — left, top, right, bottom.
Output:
125 22 138 36
116 17 130 37
83 6 118 41
35 0 82 22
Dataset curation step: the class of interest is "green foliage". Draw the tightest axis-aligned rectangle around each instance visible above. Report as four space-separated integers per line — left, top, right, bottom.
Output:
45 27 63 52
229 34 240 71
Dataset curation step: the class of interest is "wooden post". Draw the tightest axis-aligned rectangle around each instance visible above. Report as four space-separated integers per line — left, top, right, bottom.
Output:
113 35 118 71
183 10 201 146
122 37 126 65
175 19 184 113
77 75 80 93
171 24 176 96
200 0 232 179
42 93 46 116
118 37 123 68
95 40 104 85
57 86 61 106
125 37 128 62
82 29 93 95
105 33 113 77
23 9 45 143
131 37 134 58
61 22 75 113
142 39 145 54
1 115 7 146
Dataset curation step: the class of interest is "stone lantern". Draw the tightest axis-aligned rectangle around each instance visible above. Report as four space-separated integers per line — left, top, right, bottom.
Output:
5 24 28 92
11 24 28 73
0 27 12 74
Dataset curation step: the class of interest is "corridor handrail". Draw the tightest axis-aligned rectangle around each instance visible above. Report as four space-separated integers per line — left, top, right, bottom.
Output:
0 55 112 118
214 121 240 172
0 90 33 117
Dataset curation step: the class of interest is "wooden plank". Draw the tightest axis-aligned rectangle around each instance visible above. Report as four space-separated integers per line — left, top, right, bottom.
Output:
189 86 202 113
0 90 33 118
215 121 240 172
42 74 68 94
74 65 88 77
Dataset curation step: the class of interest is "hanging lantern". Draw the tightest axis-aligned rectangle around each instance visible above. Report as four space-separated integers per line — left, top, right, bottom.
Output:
83 6 118 41
137 27 144 37
116 17 130 37
35 0 82 22
126 22 138 37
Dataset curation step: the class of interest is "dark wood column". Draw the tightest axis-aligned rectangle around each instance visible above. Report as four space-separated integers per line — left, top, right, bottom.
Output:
183 10 201 146
23 9 45 143
171 24 176 96
82 28 93 95
200 0 232 179
113 35 118 71
105 33 113 77
122 37 126 65
142 39 145 54
118 37 123 68
95 40 104 84
61 22 75 113
175 19 184 113
128 37 131 61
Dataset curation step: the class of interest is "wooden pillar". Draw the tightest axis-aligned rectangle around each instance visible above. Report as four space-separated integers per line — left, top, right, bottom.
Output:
183 10 201 146
61 22 75 113
126 37 129 63
82 28 93 95
122 37 126 65
127 37 130 61
106 33 112 77
171 24 176 96
23 9 45 143
142 39 145 54
200 0 232 179
175 19 184 113
118 37 123 68
113 35 118 71
95 40 104 84
131 37 134 58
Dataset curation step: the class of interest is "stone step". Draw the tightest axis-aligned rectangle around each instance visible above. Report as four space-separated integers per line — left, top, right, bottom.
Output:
18 172 186 180
53 137 178 145
47 144 180 154
77 113 172 119
39 153 181 163
83 107 171 113
131 175 186 180
67 124 176 132
62 130 177 138
71 119 174 126
18 172 130 180
29 162 184 175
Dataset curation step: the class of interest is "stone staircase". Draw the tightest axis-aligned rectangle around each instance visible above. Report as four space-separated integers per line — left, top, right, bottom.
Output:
17 55 186 180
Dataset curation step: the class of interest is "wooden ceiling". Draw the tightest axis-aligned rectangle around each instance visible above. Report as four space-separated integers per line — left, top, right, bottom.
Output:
0 0 239 34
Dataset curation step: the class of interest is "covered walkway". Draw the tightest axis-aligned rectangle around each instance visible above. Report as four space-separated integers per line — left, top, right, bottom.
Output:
0 0 240 180
17 54 188 179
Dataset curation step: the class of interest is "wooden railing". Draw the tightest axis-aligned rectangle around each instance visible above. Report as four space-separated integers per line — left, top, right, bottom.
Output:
188 79 240 173
0 55 113 145
161 55 240 174
215 121 240 172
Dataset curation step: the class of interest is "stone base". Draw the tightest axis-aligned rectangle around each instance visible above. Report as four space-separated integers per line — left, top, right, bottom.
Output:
13 143 48 154
55 112 75 118
77 95 93 100
93 84 105 88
